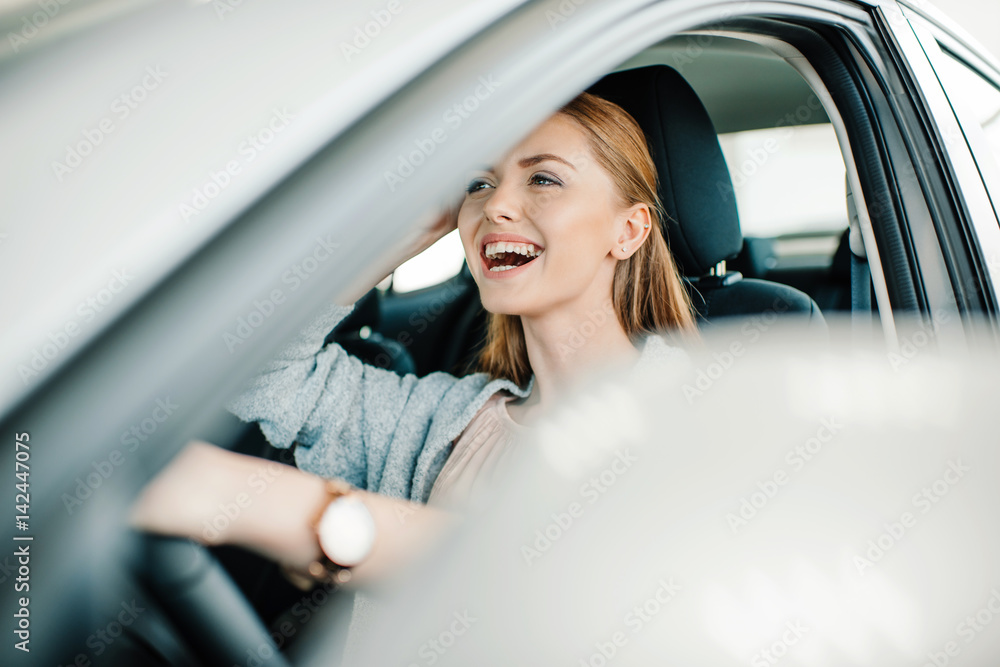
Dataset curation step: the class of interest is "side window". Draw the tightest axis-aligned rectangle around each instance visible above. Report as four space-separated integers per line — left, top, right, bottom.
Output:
717 122 847 238
386 229 466 293
933 50 1000 173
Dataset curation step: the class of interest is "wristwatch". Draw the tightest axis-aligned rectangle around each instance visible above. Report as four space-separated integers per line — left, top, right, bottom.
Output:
284 479 376 590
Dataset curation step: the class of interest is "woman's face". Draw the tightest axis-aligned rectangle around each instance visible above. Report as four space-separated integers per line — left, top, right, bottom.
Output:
458 113 638 318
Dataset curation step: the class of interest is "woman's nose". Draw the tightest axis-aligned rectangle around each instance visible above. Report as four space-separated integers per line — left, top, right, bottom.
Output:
482 181 520 223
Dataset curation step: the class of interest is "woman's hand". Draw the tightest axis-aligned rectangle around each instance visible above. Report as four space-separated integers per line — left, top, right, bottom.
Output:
130 440 458 586
340 205 460 304
408 206 459 261
394 205 460 270
130 440 328 569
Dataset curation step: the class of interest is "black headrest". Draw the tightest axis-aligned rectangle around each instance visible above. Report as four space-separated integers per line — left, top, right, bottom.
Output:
587 65 743 276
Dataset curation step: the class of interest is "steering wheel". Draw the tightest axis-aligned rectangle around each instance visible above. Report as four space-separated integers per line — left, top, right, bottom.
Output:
129 531 292 667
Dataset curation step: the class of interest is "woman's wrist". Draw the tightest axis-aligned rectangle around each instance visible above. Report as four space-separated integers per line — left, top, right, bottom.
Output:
130 441 326 570
202 447 328 570
130 441 459 588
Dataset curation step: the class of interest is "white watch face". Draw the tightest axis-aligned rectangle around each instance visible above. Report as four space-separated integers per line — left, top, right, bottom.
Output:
317 495 376 567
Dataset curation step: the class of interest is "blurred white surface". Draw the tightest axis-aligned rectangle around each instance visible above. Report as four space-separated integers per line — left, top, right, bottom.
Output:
939 0 1000 62
324 317 1000 667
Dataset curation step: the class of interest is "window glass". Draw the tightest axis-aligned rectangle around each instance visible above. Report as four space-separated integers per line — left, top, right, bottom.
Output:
717 122 847 237
390 229 466 293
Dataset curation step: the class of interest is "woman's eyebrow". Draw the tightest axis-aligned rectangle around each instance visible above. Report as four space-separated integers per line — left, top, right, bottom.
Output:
517 153 576 170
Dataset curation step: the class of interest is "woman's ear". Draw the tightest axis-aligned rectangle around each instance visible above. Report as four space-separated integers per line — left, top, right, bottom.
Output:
614 204 652 259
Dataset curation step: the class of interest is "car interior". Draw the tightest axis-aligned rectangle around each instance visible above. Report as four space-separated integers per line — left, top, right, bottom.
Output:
355 35 857 383
10 1 999 664
112 9 1000 662
185 31 874 662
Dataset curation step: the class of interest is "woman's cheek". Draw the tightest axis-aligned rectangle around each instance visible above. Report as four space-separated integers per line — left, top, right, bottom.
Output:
456 213 477 244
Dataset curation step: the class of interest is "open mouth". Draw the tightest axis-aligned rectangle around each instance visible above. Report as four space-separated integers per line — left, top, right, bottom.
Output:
481 241 544 272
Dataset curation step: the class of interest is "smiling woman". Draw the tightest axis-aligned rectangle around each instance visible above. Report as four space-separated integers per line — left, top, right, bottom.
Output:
463 93 696 389
129 89 697 654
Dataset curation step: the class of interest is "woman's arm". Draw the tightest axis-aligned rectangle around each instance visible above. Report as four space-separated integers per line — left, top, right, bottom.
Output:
129 440 456 586
225 208 461 497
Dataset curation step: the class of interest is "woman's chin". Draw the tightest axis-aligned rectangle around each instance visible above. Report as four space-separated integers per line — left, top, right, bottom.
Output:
478 293 528 317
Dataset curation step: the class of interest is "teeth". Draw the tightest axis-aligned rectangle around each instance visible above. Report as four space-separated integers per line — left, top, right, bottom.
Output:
484 241 543 259
489 265 516 272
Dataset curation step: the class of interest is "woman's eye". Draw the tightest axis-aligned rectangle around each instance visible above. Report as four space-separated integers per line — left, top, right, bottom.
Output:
529 173 561 187
466 178 492 194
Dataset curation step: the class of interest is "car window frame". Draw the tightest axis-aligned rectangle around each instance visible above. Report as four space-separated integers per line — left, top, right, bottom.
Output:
872 4 1000 329
908 14 1000 230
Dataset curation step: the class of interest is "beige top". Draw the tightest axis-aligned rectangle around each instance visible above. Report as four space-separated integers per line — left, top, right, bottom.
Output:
427 390 527 509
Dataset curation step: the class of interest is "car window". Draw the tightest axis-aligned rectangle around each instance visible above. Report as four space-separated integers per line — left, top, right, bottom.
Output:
389 229 466 293
933 50 1000 172
717 122 847 238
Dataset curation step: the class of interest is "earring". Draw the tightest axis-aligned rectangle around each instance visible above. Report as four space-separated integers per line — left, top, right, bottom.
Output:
643 223 649 229
622 246 627 252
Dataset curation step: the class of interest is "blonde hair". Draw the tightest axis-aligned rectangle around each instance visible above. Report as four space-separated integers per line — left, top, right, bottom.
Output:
476 92 697 386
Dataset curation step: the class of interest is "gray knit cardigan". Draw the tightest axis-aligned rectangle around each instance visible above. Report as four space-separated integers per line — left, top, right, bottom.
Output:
225 300 687 502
